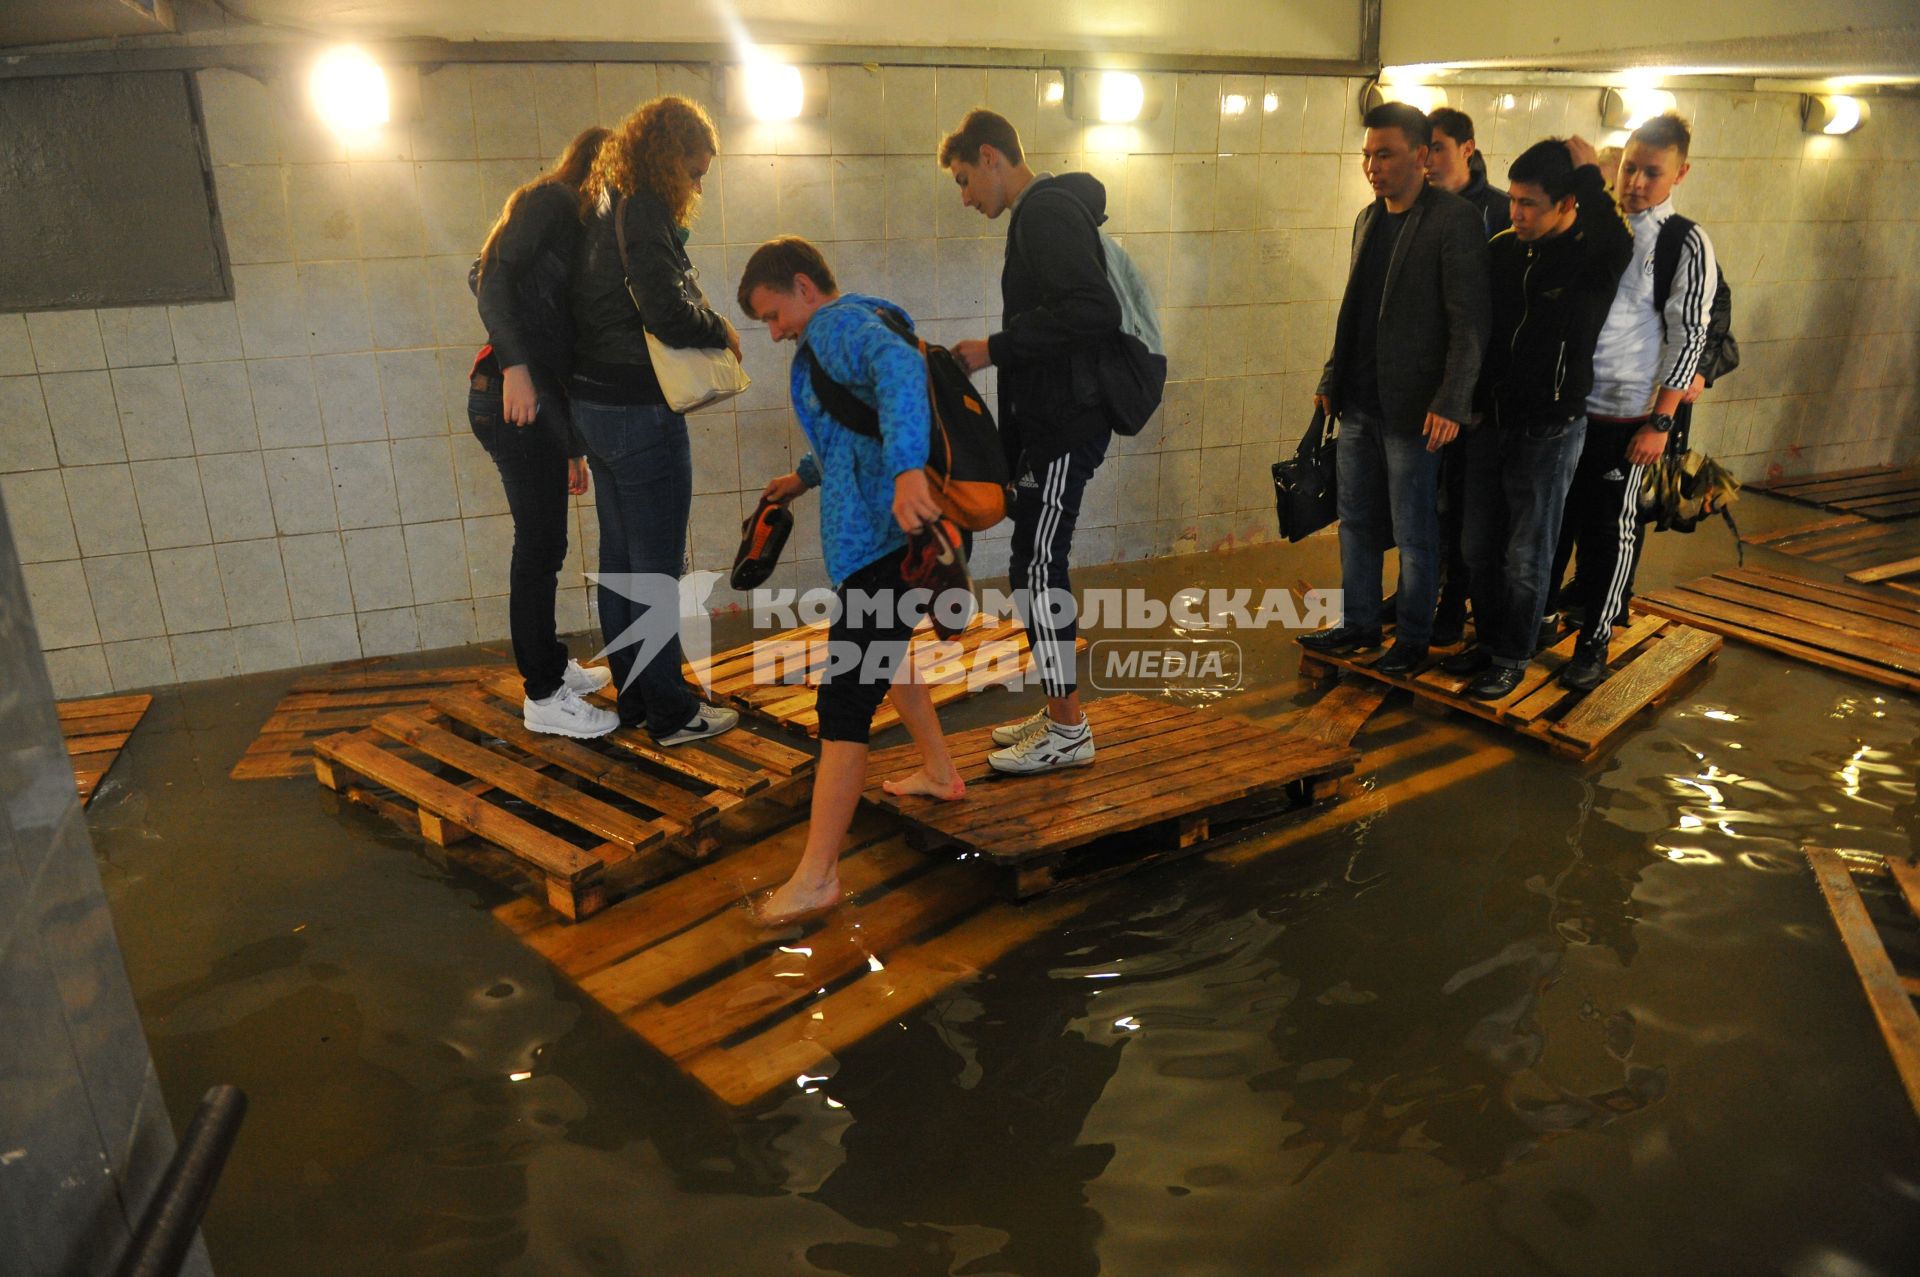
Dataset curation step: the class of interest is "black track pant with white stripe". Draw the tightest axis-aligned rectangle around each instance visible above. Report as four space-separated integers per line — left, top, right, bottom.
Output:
1008 431 1110 699
1559 416 1648 653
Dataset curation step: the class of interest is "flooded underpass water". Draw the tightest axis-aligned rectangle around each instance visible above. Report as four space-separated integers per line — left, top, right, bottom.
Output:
81 510 1920 1275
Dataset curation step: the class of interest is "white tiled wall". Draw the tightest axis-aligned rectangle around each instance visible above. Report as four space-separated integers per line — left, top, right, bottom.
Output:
3 61 1917 696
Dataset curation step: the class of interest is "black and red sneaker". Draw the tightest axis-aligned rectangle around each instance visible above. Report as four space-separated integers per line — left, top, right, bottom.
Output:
902 517 975 639
729 497 794 591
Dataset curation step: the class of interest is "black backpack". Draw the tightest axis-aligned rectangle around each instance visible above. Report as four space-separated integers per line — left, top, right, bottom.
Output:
800 306 1010 532
1653 214 1739 385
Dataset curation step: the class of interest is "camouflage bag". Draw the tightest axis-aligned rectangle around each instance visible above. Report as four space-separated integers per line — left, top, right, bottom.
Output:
1638 450 1744 563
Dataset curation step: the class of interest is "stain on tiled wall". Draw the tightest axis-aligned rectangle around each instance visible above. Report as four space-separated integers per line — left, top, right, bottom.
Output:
2 62 1915 696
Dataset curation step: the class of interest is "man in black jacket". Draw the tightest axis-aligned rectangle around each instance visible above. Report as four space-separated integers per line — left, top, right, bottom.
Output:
946 109 1123 776
1300 102 1490 677
1426 109 1511 238
1449 137 1632 700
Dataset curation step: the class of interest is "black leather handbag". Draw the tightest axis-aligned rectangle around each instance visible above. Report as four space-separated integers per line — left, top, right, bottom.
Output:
1272 407 1339 543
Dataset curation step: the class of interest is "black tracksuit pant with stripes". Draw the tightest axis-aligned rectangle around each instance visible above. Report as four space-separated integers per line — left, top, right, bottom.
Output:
1009 431 1110 699
1555 415 1650 654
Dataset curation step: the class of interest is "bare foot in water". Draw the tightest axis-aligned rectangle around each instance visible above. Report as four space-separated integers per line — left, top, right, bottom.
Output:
881 769 966 801
754 874 842 928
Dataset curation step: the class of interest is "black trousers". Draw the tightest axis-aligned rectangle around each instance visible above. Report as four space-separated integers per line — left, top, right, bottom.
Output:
468 376 572 702
815 546 929 745
1008 431 1109 698
1553 417 1650 653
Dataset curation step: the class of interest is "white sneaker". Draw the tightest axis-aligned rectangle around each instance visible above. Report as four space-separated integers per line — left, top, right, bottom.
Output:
562 660 613 694
988 716 1094 775
523 685 619 739
990 706 1052 747
657 703 740 747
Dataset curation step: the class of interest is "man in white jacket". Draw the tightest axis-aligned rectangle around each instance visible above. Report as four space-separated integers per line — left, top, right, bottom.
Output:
1553 112 1717 691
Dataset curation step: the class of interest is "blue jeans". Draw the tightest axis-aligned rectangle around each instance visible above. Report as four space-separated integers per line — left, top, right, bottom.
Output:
572 399 699 739
1334 409 1443 645
1461 416 1588 669
468 383 572 701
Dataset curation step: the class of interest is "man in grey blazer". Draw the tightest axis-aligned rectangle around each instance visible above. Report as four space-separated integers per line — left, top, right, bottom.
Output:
1300 102 1491 676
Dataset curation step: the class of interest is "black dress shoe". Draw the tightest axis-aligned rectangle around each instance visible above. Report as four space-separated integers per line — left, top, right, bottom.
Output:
1441 645 1492 676
1466 665 1525 700
1299 623 1383 654
1370 641 1428 676
1558 643 1608 691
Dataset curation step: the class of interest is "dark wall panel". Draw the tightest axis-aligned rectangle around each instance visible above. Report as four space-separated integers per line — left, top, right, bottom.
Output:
0 70 229 311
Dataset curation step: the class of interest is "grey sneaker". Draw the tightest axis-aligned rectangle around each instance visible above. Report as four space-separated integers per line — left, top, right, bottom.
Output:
657 702 740 747
523 685 619 739
561 659 613 694
990 706 1052 747
988 716 1094 775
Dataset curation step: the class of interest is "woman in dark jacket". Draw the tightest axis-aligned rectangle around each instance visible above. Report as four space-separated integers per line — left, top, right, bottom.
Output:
470 124 619 739
571 96 741 746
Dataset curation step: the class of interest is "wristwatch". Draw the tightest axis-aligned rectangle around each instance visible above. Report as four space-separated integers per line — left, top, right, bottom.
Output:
1647 412 1675 434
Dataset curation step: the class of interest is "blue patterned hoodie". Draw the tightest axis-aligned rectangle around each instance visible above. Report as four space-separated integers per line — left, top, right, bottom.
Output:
790 293 931 584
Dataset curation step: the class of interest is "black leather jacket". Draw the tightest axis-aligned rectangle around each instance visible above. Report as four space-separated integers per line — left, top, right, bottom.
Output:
569 187 728 403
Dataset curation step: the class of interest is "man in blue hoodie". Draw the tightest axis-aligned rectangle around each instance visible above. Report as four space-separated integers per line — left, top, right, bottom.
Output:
944 108 1123 776
740 236 967 927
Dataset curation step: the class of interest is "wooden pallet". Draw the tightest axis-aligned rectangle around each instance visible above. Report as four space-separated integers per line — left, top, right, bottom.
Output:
58 693 152 806
486 686 1519 1110
1742 513 1920 577
863 693 1359 898
1296 611 1721 763
684 612 1085 739
231 662 509 779
1637 565 1920 694
1806 848 1920 1124
1753 464 1920 521
312 676 814 921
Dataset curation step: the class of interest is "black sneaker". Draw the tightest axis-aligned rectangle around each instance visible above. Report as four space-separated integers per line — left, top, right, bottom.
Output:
1299 623 1384 655
1370 641 1429 676
1441 645 1493 676
1466 665 1525 700
1558 643 1609 692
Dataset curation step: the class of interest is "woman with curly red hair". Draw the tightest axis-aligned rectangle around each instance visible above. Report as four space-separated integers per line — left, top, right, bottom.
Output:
570 96 742 746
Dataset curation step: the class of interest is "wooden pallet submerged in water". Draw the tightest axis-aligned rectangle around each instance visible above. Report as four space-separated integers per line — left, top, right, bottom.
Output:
231 662 509 780
863 692 1360 898
1754 464 1920 521
489 692 1503 1111
1806 847 1920 1123
59 693 152 806
1637 566 1920 695
1296 612 1721 763
685 612 1083 739
312 677 814 920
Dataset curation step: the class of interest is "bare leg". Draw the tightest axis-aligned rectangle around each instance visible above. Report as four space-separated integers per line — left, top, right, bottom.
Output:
1049 690 1084 727
757 740 864 924
880 679 966 801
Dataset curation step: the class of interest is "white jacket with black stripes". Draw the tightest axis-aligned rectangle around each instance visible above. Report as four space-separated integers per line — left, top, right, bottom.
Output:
1587 197 1716 420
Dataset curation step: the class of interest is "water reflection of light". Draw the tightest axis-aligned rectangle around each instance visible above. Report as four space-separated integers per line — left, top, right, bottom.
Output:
1677 814 1704 830
509 1071 532 1082
1086 972 1121 979
778 945 812 957
1703 710 1739 722
1656 846 1720 865
868 954 885 972
1114 1016 1140 1031
1838 745 1867 798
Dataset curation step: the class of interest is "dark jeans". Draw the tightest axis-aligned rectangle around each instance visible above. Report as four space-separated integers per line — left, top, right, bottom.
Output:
468 385 571 702
1435 438 1471 627
815 546 930 745
1335 409 1443 645
1462 416 1587 669
1009 432 1109 698
572 398 699 740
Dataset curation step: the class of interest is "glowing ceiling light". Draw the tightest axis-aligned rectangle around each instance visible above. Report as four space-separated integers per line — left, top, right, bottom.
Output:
1263 92 1279 114
310 46 389 137
1044 79 1066 105
1602 85 1678 130
743 59 805 121
1803 94 1865 135
1097 72 1145 123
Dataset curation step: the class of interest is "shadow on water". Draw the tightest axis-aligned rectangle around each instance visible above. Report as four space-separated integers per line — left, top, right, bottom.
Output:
82 530 1920 1276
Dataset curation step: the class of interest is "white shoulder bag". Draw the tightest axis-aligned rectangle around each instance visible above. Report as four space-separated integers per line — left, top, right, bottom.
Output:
614 195 749 414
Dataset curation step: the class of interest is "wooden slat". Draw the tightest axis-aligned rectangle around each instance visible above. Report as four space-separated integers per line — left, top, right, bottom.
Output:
228 753 313 781
1294 680 1389 747
370 710 668 854
1637 587 1920 677
1806 848 1920 1120
1716 567 1920 626
633 862 993 1060
1758 464 1902 493
1549 627 1721 751
1786 470 1920 501
62 731 133 756
1855 498 1920 520
1637 595 1920 694
429 691 722 826
681 892 1085 1108
59 711 145 738
313 733 602 883
1742 514 1867 546
867 696 1191 781
288 664 503 693
1888 857 1920 923
56 694 151 722
1846 556 1920 584
1672 577 1920 656
580 836 930 1016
